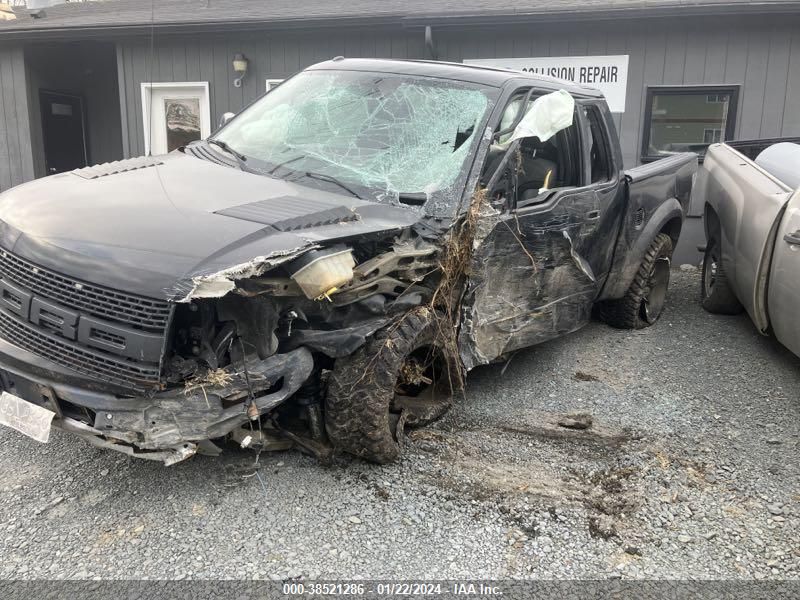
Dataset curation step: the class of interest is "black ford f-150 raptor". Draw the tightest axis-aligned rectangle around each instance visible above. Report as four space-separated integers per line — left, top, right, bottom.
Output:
0 59 696 465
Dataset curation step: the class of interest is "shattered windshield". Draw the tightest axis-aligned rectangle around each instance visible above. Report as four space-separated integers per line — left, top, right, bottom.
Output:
213 70 494 204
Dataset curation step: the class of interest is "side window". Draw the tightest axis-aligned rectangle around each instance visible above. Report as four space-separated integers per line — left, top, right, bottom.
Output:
584 105 612 183
482 91 582 206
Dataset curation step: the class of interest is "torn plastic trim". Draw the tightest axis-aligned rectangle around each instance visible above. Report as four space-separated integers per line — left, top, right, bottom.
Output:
175 245 317 302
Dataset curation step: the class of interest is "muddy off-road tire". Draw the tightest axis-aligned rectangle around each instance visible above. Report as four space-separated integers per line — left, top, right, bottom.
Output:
701 237 743 315
598 233 673 329
325 308 461 464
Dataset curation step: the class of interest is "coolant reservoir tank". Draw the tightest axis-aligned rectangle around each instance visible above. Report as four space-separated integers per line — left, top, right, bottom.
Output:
755 142 800 190
288 246 355 300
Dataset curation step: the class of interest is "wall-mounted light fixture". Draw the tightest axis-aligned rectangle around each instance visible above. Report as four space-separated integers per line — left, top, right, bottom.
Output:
233 53 249 88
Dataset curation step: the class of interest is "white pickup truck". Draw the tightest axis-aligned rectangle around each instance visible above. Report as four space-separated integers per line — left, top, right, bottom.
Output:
698 138 800 358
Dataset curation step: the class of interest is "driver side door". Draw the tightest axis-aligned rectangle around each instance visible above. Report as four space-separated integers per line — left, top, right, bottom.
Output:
458 93 623 369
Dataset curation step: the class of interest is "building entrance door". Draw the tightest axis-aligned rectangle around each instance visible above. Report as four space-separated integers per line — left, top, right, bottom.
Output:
40 90 88 175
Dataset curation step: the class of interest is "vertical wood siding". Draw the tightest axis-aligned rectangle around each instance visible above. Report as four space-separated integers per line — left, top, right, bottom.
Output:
110 13 800 169
0 46 34 191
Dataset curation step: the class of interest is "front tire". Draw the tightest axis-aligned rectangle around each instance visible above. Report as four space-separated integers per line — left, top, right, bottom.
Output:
325 308 461 463
701 237 743 314
598 233 673 329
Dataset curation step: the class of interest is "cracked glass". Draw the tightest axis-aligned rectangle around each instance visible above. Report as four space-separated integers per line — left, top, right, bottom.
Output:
214 70 494 208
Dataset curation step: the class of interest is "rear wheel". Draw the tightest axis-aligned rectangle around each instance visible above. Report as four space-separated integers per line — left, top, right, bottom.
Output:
598 233 673 329
325 308 461 463
701 237 743 314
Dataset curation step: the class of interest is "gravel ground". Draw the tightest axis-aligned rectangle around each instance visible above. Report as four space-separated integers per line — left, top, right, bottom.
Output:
0 269 798 580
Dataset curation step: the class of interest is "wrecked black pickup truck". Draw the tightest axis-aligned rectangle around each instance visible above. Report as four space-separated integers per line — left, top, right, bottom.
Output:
0 59 696 465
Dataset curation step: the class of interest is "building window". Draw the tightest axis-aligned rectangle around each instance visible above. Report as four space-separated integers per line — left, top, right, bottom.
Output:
703 128 723 144
641 85 739 161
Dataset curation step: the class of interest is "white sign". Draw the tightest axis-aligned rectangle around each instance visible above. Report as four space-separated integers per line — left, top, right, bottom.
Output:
464 55 630 113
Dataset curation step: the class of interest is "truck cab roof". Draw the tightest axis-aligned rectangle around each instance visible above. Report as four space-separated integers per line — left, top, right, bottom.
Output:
308 57 606 99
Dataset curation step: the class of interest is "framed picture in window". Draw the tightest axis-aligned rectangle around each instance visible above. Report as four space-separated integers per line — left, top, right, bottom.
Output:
141 82 211 156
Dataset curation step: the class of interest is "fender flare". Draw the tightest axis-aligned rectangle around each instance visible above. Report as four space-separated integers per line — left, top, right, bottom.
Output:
600 197 684 300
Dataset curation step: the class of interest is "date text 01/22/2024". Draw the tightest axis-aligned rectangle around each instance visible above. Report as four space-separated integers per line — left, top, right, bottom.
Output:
282 582 504 596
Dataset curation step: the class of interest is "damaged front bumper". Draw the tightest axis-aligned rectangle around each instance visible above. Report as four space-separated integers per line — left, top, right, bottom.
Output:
0 344 313 465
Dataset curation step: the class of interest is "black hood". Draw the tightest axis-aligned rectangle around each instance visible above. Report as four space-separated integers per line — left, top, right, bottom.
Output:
0 152 421 300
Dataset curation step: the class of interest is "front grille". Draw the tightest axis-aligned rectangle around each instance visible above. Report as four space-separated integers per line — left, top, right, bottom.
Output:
0 309 161 389
0 250 171 391
89 328 126 348
0 251 171 330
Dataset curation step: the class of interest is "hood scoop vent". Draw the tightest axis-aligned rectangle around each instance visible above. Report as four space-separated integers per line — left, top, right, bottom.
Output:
183 143 238 168
72 157 164 180
215 196 359 232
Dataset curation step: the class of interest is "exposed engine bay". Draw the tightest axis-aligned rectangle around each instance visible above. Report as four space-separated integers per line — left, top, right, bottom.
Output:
52 232 442 464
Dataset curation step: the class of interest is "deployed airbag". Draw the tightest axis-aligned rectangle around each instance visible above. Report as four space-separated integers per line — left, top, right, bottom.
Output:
509 90 575 144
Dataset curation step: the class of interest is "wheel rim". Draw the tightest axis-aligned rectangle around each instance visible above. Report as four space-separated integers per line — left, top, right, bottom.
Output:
641 257 670 324
391 344 454 427
704 247 719 298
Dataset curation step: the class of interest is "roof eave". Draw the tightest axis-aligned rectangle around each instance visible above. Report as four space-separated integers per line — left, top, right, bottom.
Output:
403 3 800 27
1 3 800 41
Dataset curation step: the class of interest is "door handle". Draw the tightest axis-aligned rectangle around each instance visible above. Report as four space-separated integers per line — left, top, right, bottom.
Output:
585 210 601 220
784 230 800 246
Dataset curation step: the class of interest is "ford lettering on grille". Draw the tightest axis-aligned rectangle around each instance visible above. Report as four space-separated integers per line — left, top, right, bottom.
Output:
0 252 171 390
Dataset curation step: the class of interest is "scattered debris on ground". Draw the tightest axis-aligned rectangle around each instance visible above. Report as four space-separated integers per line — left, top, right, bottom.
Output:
0 271 797 580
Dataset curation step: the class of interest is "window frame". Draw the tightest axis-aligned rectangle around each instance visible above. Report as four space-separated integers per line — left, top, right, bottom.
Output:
140 81 211 156
640 84 739 163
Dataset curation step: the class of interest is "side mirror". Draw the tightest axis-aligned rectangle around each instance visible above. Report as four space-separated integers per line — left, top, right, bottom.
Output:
218 112 235 128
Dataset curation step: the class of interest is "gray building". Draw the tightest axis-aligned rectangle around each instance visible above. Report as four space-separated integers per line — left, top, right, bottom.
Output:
1 0 799 261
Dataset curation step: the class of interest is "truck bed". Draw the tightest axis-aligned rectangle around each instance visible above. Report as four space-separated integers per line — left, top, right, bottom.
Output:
726 137 800 161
